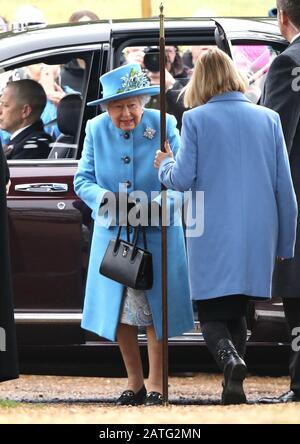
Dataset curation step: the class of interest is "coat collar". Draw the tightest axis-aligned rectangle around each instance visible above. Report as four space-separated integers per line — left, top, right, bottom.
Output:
207 91 251 104
290 34 300 46
10 120 44 144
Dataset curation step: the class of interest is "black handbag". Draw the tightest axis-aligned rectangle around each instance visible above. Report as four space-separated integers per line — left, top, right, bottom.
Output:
99 225 153 290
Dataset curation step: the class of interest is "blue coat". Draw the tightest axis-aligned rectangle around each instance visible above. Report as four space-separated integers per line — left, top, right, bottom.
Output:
159 92 298 301
74 109 194 341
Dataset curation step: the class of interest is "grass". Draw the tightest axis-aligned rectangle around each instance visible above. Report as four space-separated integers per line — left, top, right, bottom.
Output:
0 400 47 410
1 0 276 25
0 400 20 408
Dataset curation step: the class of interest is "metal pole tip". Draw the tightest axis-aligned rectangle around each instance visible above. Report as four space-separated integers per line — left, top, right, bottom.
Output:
160 3 164 14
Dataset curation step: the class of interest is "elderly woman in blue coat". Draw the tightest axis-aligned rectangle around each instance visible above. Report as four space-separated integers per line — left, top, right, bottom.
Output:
155 48 298 405
74 63 194 406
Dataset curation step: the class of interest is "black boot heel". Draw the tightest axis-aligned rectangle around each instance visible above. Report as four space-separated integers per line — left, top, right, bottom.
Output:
215 338 247 405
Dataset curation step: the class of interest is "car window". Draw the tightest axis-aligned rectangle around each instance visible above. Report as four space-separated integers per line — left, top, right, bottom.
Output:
122 44 202 87
120 44 281 118
120 45 217 130
232 44 279 103
0 54 91 161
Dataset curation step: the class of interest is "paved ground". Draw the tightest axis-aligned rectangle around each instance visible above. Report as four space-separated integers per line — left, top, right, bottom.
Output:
0 373 299 424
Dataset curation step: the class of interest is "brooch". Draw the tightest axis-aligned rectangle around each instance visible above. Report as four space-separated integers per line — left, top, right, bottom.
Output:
143 127 156 139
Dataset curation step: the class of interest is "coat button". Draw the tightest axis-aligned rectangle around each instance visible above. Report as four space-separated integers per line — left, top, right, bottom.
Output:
124 180 131 188
123 132 130 139
122 156 131 164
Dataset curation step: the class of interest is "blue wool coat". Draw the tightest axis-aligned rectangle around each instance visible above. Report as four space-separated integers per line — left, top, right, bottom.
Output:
159 92 298 301
74 109 194 341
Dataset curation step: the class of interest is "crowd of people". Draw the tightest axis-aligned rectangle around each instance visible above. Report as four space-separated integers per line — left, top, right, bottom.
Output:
1 0 300 407
0 5 100 31
0 7 274 156
0 7 100 159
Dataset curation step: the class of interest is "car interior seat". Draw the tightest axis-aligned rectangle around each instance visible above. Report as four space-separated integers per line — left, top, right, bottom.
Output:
48 93 82 159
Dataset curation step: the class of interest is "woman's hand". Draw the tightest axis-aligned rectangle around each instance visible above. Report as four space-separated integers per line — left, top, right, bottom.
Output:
154 140 174 169
47 83 65 107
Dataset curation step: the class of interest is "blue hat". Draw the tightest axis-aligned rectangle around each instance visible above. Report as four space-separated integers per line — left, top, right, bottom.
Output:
87 63 160 106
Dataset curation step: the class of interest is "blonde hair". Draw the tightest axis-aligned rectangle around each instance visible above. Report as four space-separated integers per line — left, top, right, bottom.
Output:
182 48 248 108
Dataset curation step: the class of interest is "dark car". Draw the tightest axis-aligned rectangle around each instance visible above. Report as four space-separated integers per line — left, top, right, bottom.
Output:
0 17 290 375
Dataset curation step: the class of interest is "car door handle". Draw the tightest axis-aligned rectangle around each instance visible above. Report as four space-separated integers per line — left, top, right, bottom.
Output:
15 183 68 193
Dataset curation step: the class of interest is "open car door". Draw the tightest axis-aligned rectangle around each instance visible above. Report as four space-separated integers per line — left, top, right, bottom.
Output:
214 19 233 57
213 18 287 104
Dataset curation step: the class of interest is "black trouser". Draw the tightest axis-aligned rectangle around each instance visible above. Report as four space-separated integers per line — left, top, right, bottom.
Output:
201 317 248 359
283 298 300 393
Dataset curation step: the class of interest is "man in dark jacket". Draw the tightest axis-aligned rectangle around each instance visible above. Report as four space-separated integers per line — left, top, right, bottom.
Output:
0 79 52 160
0 141 19 382
260 0 300 403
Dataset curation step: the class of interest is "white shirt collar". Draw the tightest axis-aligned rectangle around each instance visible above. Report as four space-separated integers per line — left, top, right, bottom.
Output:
10 125 31 141
291 32 300 43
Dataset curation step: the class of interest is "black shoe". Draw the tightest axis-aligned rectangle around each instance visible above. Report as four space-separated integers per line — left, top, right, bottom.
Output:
144 391 163 406
215 338 247 405
116 385 147 406
258 390 300 404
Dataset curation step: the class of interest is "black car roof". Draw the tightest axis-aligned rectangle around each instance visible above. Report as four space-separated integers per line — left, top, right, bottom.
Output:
0 17 283 64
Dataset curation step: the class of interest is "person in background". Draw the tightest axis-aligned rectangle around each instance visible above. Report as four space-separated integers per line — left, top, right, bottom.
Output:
165 46 189 80
0 63 72 144
232 45 271 74
60 10 100 93
74 63 194 406
26 63 67 106
0 141 19 383
154 48 298 405
144 46 191 130
162 46 215 129
259 0 300 404
25 63 69 138
232 45 272 103
68 10 100 23
0 79 53 160
123 47 145 66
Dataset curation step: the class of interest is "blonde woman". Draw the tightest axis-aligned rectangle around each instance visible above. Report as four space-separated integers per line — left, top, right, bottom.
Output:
155 48 298 404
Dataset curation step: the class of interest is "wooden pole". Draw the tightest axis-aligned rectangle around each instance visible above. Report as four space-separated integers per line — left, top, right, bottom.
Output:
159 2 168 406
141 0 152 18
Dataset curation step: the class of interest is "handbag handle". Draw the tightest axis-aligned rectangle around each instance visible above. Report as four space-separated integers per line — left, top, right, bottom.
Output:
130 225 148 261
113 224 130 253
113 224 148 260
132 225 147 250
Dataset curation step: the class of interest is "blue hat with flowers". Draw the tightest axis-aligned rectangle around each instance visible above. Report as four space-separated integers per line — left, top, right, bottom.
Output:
87 63 160 106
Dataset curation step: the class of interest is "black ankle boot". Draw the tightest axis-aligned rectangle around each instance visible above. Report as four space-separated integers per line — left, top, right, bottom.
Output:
215 338 247 405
